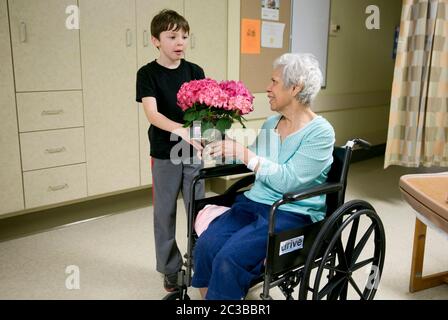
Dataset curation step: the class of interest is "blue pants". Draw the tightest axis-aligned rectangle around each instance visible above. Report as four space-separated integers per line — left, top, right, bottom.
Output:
192 195 312 300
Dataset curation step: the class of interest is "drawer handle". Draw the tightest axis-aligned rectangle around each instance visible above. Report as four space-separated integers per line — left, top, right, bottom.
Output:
45 147 66 154
48 184 69 192
20 22 27 43
126 29 132 47
41 109 64 116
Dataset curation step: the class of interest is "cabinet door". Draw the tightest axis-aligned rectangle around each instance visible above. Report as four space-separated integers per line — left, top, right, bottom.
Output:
136 0 184 68
0 0 24 215
8 0 81 92
80 0 139 195
185 0 228 81
136 0 184 186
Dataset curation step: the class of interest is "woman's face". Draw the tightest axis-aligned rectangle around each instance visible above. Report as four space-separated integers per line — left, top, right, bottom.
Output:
266 67 295 111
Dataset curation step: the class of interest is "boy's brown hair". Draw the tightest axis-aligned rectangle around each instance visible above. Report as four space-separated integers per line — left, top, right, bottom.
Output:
150 9 190 40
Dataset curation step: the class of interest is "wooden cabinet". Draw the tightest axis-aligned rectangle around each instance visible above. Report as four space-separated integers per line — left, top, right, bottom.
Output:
20 128 86 171
8 0 81 92
23 164 87 208
80 0 229 192
185 0 228 81
80 0 140 195
4 0 87 212
136 0 184 68
0 0 24 215
0 0 230 216
16 91 84 132
15 90 87 208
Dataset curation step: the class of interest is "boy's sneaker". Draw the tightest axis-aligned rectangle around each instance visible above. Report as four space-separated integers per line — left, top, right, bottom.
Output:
164 273 179 292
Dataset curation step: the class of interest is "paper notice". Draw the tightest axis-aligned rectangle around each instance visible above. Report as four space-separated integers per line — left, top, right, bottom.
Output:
241 19 261 54
261 0 280 21
261 21 285 49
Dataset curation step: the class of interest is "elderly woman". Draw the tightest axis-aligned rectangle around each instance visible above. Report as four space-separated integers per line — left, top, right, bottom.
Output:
192 53 335 300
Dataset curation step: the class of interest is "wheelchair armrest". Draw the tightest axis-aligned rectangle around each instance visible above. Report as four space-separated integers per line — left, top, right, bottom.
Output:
198 164 251 179
267 182 343 235
282 182 343 203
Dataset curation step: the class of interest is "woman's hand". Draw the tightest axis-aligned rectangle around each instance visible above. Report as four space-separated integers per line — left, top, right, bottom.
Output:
205 138 245 162
204 138 259 170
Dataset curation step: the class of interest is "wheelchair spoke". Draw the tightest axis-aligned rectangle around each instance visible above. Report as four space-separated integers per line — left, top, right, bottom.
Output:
350 223 375 265
335 238 349 269
351 257 375 271
328 276 349 300
317 274 346 300
323 263 348 275
345 216 360 262
348 276 366 300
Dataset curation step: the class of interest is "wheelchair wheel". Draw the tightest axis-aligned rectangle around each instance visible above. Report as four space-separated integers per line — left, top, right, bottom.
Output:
299 200 385 300
162 290 190 300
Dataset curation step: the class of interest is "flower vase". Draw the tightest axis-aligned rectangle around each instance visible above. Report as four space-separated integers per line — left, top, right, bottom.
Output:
201 126 226 165
202 126 224 145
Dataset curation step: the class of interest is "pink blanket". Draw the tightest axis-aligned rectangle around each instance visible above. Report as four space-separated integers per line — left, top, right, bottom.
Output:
194 204 230 236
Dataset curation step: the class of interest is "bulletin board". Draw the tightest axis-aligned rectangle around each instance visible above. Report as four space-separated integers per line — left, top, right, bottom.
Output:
240 0 292 93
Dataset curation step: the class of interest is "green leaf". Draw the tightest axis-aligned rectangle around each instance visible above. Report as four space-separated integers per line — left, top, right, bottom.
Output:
216 118 232 133
199 109 208 119
184 111 199 121
183 110 196 122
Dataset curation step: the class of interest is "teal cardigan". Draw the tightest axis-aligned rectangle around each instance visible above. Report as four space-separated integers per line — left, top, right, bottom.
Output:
244 114 335 222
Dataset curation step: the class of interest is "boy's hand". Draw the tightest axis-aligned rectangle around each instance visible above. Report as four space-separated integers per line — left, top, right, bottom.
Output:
174 127 204 152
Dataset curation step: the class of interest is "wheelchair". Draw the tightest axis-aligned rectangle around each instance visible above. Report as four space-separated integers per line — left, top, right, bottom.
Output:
163 138 386 300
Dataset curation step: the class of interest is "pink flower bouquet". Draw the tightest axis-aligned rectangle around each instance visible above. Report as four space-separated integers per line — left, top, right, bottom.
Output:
177 78 254 139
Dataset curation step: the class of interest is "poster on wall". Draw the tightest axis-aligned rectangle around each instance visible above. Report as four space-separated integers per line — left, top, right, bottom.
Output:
261 0 280 21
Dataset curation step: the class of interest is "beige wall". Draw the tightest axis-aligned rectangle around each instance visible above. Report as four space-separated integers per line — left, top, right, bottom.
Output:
228 0 402 146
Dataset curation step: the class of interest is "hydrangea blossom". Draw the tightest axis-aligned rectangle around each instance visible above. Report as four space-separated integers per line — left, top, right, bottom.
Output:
177 78 254 134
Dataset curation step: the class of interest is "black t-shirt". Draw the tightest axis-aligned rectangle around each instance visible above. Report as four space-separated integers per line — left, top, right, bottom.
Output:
136 59 205 159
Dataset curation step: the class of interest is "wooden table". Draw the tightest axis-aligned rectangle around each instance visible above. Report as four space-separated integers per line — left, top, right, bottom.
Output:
399 173 448 293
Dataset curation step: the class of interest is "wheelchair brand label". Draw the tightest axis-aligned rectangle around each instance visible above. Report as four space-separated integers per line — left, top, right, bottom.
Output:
279 235 304 256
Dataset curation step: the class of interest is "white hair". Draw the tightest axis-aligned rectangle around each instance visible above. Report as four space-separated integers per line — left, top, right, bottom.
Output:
273 53 323 106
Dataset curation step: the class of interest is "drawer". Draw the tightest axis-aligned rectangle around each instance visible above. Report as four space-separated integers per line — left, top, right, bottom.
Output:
23 164 87 209
20 128 86 171
16 91 84 132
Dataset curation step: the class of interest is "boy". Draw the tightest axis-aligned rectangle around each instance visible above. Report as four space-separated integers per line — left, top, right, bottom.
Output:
136 9 205 292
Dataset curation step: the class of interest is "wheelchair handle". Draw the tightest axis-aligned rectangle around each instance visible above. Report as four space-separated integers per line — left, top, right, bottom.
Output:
345 138 371 150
